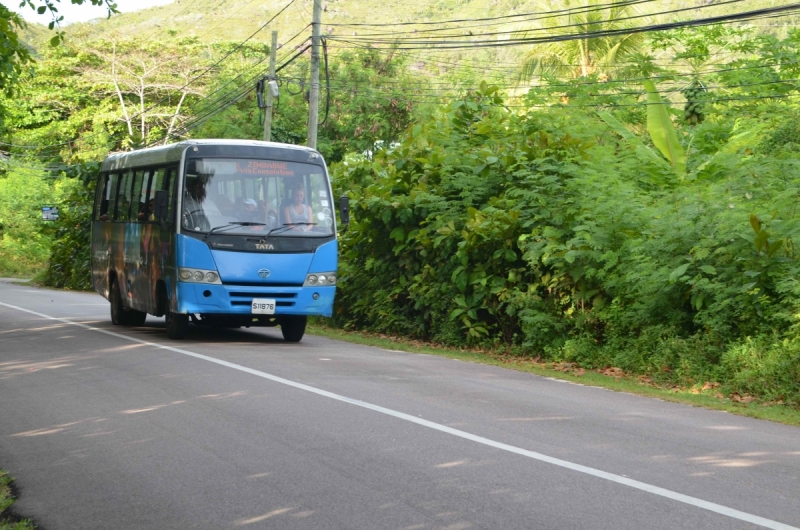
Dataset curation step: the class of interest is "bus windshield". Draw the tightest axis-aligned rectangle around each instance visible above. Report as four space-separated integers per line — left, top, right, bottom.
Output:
180 158 334 237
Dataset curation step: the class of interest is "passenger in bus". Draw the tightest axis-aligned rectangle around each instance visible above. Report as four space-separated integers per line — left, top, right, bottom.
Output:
138 199 155 221
283 187 313 231
241 198 259 221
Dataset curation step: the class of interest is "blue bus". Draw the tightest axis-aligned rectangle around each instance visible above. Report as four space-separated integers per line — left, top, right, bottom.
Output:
91 139 348 341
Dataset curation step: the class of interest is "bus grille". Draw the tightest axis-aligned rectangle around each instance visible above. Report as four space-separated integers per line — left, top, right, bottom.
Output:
229 292 297 299
229 291 297 308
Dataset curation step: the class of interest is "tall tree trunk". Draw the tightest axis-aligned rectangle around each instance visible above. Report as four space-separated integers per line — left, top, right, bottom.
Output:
111 43 133 137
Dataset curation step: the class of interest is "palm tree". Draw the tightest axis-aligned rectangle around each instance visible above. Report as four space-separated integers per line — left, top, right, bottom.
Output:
517 0 646 82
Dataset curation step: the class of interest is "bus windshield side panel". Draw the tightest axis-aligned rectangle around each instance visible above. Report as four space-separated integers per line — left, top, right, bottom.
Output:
92 173 113 295
180 158 334 237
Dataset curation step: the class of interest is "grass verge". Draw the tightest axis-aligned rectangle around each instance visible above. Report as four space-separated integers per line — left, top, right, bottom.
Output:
307 322 800 428
0 471 35 530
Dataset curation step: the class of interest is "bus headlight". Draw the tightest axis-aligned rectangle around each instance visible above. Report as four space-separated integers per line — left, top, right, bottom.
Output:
178 268 223 284
305 272 336 286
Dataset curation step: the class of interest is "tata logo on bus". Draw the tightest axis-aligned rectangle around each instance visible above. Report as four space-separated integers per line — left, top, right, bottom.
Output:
255 240 275 250
258 269 271 279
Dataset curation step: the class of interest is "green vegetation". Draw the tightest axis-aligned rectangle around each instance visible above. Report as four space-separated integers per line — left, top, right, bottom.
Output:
330 27 800 408
0 471 34 530
196 47 427 163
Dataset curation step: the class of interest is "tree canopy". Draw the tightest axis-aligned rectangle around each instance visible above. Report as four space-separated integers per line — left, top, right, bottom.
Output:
0 0 116 99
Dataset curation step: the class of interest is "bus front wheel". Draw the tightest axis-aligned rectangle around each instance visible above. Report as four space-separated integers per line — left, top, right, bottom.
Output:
166 311 189 340
281 316 307 342
110 279 129 326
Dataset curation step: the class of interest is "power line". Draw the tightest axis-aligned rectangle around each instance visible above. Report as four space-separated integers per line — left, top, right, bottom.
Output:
171 41 312 138
327 2 800 50
339 0 745 40
322 37 797 86
327 0 659 27
156 43 313 144
184 28 310 124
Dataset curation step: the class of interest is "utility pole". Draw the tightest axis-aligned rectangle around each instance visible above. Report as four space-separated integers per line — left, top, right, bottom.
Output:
263 31 278 142
307 0 322 149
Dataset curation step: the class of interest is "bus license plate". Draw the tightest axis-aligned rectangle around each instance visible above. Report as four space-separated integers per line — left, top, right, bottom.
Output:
251 299 276 314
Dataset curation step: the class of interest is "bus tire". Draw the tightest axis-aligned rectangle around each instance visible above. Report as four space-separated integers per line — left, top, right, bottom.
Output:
110 278 129 326
166 311 189 340
127 310 147 327
281 316 306 342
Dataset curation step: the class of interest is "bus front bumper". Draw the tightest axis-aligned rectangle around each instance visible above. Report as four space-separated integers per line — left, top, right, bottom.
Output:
176 282 335 318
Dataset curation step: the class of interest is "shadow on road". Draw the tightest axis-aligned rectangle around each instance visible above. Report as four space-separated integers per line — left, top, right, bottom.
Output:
120 320 291 345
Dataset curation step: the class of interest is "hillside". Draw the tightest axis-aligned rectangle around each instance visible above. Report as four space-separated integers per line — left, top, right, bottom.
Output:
63 0 536 44
38 0 790 89
56 0 794 44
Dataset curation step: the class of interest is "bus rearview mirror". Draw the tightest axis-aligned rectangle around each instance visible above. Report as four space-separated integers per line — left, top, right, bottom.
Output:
339 196 350 227
154 190 169 221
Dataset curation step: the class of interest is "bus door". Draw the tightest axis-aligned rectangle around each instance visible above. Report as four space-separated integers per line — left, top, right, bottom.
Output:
139 167 176 314
115 169 136 305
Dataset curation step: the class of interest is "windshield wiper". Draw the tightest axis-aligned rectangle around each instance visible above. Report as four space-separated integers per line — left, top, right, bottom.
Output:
204 222 268 241
266 223 317 237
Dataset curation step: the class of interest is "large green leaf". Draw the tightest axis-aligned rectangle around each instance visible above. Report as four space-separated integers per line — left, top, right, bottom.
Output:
643 79 686 176
596 111 671 171
689 125 766 179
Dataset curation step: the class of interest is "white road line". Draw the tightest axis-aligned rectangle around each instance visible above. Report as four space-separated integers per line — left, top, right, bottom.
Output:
1 300 797 530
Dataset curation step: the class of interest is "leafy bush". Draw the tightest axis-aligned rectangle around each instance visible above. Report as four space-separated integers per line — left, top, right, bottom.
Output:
0 167 60 277
330 81 800 405
721 337 800 406
39 165 97 291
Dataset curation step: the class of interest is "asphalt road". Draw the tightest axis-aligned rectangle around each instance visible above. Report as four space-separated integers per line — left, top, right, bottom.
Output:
0 279 799 530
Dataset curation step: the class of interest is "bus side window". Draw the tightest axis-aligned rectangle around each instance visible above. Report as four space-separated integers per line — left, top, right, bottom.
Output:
95 173 109 221
144 168 165 222
164 166 178 223
139 168 159 222
131 170 146 223
115 170 134 221
101 173 120 222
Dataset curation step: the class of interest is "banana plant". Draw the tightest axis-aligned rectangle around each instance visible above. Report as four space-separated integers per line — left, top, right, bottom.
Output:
643 79 686 176
599 79 763 181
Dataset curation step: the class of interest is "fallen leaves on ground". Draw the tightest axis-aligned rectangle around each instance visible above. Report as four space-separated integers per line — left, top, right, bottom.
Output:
730 393 757 404
600 367 625 378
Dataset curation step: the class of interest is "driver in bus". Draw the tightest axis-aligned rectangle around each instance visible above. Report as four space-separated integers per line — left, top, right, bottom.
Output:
182 176 219 231
283 187 313 231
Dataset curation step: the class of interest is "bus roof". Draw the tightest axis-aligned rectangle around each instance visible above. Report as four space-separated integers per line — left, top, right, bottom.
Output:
99 140 320 172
